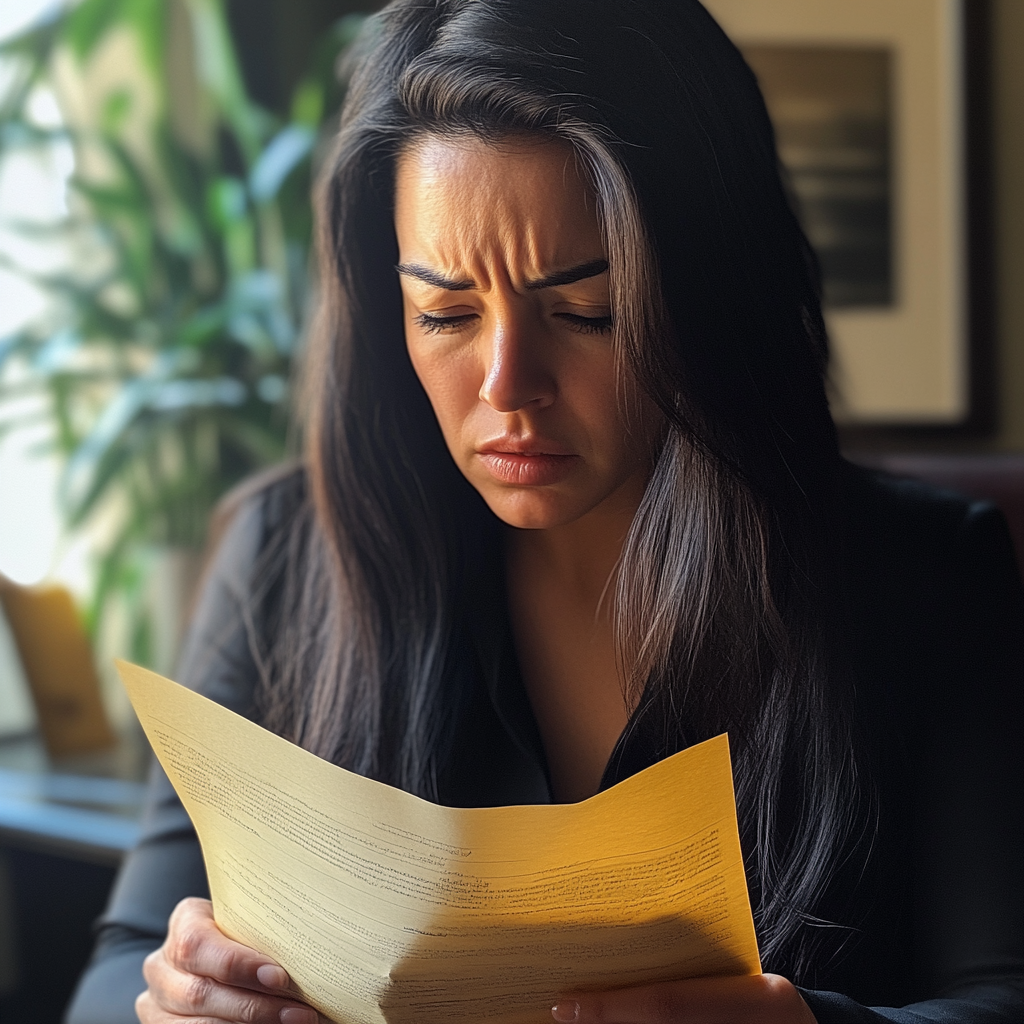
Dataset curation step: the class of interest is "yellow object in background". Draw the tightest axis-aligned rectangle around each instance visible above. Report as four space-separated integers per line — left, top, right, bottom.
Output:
0 600 36 737
120 660 761 1024
0 577 114 758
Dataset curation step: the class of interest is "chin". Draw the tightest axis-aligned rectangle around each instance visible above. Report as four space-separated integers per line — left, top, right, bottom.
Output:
479 489 586 530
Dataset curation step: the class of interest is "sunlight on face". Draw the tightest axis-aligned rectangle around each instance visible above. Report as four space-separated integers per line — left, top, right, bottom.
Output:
394 135 658 531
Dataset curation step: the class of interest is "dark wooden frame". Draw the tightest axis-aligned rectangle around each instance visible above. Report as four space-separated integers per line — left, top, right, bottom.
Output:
839 0 995 451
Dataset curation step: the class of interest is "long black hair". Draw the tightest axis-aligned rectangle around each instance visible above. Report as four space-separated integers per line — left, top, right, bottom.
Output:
255 0 869 982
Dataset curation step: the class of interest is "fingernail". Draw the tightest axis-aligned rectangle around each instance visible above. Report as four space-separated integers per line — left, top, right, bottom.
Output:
279 1007 317 1024
552 1000 580 1022
257 963 289 989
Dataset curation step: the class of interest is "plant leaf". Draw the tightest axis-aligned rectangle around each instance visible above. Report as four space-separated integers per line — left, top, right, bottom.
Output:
249 124 314 202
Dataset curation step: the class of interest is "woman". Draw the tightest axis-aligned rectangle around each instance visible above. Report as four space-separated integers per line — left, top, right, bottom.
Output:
67 1 1023 1022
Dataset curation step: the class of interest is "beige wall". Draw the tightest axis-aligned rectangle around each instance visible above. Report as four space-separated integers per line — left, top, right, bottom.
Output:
994 0 1024 449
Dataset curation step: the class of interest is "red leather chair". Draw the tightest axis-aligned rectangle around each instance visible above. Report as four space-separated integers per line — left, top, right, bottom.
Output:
856 453 1024 579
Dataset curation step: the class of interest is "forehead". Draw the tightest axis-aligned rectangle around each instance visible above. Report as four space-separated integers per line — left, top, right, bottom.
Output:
393 134 604 268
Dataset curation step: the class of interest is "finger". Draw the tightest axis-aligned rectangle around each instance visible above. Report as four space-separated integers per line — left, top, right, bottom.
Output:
552 974 816 1024
139 966 321 1024
164 897 292 994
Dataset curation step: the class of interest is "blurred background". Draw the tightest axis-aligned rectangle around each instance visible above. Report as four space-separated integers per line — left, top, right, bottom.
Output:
0 0 1021 1020
0 1 375 1019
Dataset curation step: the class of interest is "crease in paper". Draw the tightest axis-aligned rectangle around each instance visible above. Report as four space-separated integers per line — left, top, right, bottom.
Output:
118 660 761 1024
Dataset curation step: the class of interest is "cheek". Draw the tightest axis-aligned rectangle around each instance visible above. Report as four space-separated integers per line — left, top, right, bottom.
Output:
405 337 481 446
563 356 625 447
572 365 661 481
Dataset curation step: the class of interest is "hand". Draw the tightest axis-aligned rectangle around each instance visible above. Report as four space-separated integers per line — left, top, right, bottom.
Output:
551 973 817 1024
137 896 324 1024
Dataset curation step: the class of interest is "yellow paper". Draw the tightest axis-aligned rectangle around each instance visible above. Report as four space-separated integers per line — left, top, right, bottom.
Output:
118 660 761 1024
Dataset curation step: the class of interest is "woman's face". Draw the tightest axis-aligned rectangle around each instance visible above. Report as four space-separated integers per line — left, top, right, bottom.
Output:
395 135 659 531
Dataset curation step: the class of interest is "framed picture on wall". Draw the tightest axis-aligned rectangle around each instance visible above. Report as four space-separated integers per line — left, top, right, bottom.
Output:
702 0 991 434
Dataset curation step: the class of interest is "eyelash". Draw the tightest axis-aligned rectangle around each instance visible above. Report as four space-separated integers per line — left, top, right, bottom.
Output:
557 312 614 335
413 312 614 335
414 313 477 335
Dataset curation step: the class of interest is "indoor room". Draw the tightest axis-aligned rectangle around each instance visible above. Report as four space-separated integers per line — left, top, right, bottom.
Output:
0 1 1021 1022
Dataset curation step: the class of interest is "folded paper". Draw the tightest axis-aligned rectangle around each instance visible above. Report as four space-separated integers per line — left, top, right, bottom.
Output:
118 660 760 1024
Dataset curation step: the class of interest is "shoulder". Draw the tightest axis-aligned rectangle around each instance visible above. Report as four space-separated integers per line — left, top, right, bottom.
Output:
836 459 1022 699
836 458 1021 661
176 462 309 712
837 459 1019 588
839 458 996 541
204 460 309 571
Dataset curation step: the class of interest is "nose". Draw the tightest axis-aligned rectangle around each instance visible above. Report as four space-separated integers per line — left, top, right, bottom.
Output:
478 310 556 413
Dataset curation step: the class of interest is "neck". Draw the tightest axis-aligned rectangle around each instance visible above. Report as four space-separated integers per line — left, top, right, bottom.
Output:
503 469 649 801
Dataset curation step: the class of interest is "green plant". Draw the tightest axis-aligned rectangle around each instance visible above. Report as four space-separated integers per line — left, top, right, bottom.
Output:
0 0 361 654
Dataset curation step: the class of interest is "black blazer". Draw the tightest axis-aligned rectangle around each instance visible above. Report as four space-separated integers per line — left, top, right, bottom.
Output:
66 463 1024 1024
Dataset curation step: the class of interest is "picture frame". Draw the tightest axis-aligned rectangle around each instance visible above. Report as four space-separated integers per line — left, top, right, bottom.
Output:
702 0 993 437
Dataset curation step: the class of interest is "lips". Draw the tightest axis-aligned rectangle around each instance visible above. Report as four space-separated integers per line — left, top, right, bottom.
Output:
476 439 579 486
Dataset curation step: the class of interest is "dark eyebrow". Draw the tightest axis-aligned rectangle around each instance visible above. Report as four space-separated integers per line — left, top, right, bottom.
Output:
394 257 609 292
525 258 609 290
395 263 475 291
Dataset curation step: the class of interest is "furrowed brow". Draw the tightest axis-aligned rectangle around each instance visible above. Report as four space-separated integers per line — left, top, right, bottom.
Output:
525 258 609 291
395 263 475 291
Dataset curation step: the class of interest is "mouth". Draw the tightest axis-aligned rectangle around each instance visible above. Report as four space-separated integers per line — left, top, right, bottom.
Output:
476 439 579 486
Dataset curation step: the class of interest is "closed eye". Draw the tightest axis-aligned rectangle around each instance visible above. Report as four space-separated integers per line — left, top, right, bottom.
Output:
555 312 613 335
413 312 478 335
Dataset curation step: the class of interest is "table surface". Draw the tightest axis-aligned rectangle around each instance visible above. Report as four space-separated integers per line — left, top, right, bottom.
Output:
0 729 149 865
